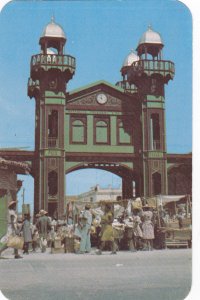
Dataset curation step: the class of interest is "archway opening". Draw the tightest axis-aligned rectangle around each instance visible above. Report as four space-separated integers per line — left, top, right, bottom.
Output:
66 168 122 202
66 166 136 203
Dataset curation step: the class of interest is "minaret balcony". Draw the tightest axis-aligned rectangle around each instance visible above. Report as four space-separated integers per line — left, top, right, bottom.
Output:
115 80 138 94
30 54 76 79
127 59 175 84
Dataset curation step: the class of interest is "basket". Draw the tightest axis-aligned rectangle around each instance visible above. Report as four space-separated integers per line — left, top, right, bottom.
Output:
54 237 62 249
7 235 24 249
113 226 124 239
74 239 80 252
64 236 75 253
167 220 179 228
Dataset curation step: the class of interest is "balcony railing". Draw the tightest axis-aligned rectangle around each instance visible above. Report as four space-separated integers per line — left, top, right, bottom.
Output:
30 54 76 72
152 140 161 150
128 59 175 81
115 81 138 93
48 138 58 148
132 59 175 74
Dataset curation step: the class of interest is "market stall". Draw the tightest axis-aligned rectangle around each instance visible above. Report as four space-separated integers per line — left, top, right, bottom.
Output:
147 195 192 249
0 157 30 240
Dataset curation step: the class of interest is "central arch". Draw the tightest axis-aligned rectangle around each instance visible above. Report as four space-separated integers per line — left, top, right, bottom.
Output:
66 162 138 200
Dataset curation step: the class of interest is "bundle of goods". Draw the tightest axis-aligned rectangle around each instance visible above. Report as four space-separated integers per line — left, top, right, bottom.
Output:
51 236 65 254
74 238 80 253
112 222 125 240
165 219 179 229
64 236 75 253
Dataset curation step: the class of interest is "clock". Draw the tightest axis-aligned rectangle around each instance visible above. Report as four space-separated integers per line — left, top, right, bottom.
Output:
96 93 108 104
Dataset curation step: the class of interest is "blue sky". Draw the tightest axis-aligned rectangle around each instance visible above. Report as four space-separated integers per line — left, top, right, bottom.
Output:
0 0 192 210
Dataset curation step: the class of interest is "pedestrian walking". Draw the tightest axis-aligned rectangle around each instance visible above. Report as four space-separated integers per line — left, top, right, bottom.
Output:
132 209 143 250
36 209 51 253
96 203 117 255
77 204 92 254
31 214 40 252
141 204 155 251
21 214 32 254
0 200 23 259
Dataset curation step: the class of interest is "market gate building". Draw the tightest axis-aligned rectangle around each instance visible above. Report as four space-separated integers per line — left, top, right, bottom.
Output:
27 19 176 217
0 19 192 218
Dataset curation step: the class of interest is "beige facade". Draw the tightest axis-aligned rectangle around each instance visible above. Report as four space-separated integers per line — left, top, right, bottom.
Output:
66 184 135 204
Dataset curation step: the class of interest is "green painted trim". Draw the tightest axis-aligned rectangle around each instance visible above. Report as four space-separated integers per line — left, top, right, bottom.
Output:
65 161 134 172
44 149 62 157
68 80 124 95
41 65 75 74
65 114 70 147
146 102 165 109
143 70 174 78
45 91 65 98
111 116 117 145
146 95 164 102
65 145 134 153
66 110 122 116
45 98 65 105
87 115 93 146
0 195 7 239
148 151 164 158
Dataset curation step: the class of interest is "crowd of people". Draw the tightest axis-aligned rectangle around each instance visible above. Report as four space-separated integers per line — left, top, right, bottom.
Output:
0 198 191 259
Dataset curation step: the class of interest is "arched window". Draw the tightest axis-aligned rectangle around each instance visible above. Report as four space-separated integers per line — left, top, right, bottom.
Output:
118 120 131 144
71 119 85 143
152 172 161 195
95 120 109 144
48 110 58 138
150 113 160 150
48 110 58 148
48 171 58 197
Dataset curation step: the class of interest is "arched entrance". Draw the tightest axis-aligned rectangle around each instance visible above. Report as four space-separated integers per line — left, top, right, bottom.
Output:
66 163 138 200
66 169 122 199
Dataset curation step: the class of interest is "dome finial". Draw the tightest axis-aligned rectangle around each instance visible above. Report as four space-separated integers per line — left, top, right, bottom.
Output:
148 24 152 30
122 50 139 67
51 15 55 23
41 17 66 40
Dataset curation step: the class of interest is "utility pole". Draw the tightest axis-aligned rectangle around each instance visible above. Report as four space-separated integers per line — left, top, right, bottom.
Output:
22 188 25 205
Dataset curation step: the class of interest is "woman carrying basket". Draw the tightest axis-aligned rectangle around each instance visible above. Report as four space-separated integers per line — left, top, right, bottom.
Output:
0 200 23 259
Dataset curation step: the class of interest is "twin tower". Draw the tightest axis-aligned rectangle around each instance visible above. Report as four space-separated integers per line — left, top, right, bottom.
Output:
28 18 174 218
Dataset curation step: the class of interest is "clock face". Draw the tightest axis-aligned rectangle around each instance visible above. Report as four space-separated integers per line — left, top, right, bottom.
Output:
96 93 108 104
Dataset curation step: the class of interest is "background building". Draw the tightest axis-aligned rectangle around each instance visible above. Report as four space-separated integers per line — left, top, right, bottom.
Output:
66 184 135 204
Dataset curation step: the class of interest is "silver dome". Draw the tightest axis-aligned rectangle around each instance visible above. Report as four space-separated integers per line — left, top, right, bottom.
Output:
123 50 139 67
41 17 66 39
138 25 163 46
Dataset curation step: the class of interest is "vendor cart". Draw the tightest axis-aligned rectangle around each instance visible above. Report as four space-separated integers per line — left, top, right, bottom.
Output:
153 195 192 249
158 227 192 249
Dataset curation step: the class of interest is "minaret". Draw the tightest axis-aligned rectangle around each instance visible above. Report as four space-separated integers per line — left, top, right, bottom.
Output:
123 25 175 197
28 18 76 217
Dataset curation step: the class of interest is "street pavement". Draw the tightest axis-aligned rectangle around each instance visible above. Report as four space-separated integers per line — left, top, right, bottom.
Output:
0 248 191 300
